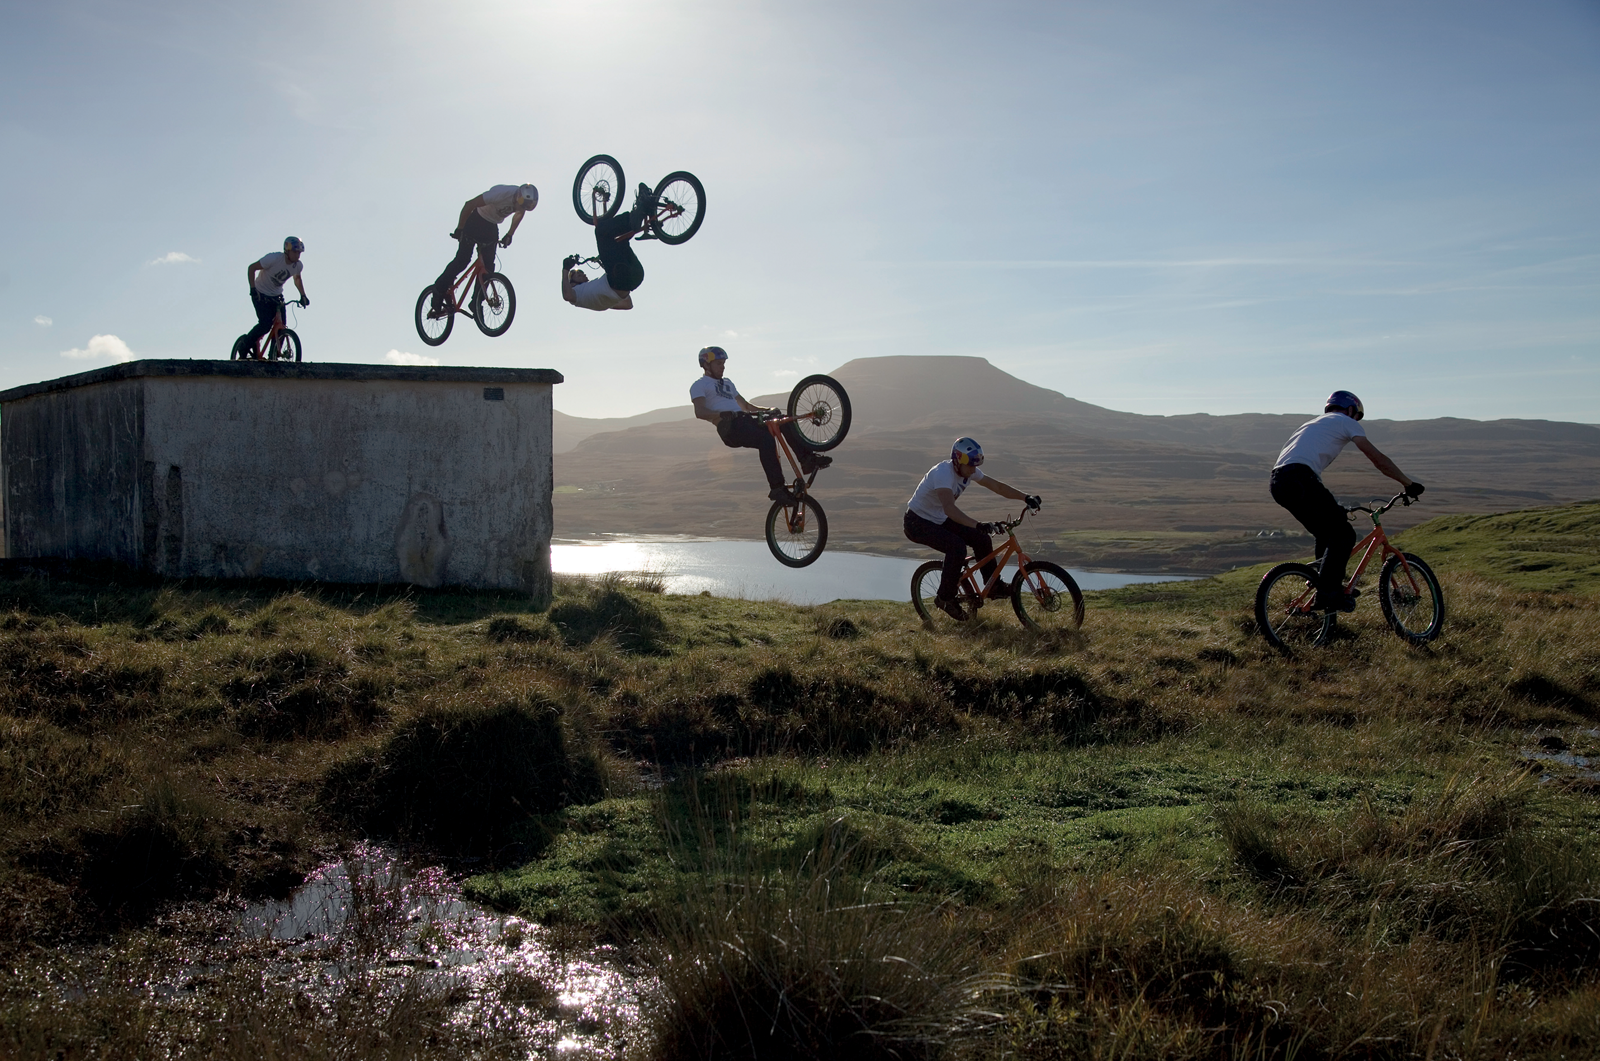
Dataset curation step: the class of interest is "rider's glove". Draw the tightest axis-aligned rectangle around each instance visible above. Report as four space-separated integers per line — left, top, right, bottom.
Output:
976 521 1000 536
300 296 310 307
499 234 513 248
562 254 581 271
1406 481 1425 498
1025 494 1042 511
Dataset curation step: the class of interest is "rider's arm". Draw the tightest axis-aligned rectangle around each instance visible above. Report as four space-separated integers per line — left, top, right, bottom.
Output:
736 394 768 413
1353 437 1417 490
612 292 633 311
936 488 980 529
692 397 723 423
247 259 263 290
292 274 307 304
561 267 578 306
501 208 524 247
457 196 484 234
976 476 1028 502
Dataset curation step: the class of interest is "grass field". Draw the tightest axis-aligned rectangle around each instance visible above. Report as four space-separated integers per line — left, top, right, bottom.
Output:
1 501 1597 1058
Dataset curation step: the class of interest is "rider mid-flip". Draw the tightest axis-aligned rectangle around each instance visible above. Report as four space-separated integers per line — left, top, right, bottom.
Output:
561 183 658 312
690 346 831 500
429 183 537 316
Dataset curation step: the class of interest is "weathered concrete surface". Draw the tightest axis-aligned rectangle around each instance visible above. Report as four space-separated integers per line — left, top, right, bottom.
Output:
0 361 563 597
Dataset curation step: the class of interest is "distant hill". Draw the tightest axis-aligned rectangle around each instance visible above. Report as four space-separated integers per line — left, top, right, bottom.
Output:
554 356 1600 572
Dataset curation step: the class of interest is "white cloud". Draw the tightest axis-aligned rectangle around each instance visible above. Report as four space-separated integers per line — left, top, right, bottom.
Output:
148 252 199 266
33 315 51 326
384 350 440 366
60 334 136 362
773 369 799 378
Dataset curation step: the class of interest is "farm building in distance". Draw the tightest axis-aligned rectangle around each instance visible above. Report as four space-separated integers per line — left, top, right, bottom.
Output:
0 360 562 598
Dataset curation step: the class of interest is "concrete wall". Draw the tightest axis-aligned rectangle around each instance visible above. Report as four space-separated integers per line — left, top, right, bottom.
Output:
0 361 562 597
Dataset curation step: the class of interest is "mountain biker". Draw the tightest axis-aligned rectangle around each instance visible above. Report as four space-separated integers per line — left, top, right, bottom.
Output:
429 184 537 316
904 437 1042 620
560 183 658 312
244 237 308 354
1270 390 1424 612
689 346 831 501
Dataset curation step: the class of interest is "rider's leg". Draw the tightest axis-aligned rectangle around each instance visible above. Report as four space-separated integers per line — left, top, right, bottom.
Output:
244 290 278 347
716 414 787 495
595 213 645 292
903 512 978 600
1270 463 1356 603
778 421 831 474
433 214 498 309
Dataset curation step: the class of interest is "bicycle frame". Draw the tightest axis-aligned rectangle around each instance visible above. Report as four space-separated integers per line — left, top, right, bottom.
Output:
439 253 489 316
241 297 301 360
1286 493 1427 611
951 515 1037 604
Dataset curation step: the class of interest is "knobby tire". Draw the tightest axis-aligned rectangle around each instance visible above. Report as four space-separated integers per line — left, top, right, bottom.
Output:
573 155 625 224
1256 562 1334 651
652 171 705 245
414 285 454 346
786 375 852 451
473 272 516 337
1378 552 1445 644
1011 560 1084 631
765 495 828 567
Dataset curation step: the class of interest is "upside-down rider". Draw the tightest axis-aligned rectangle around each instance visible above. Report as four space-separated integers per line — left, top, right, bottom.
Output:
244 237 308 354
561 183 660 312
1270 390 1424 613
904 437 1041 620
690 346 831 501
429 183 537 316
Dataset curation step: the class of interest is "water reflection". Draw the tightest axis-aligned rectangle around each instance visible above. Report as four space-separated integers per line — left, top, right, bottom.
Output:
551 537 1194 605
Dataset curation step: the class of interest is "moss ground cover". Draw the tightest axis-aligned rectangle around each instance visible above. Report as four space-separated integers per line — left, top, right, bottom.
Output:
0 500 1598 1058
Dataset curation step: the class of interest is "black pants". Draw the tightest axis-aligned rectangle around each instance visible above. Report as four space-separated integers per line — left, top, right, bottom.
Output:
245 290 283 346
434 212 498 306
1270 463 1356 598
903 511 997 600
595 210 645 292
716 413 805 491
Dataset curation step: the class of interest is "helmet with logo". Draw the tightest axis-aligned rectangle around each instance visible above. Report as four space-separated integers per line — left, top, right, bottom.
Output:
517 184 538 208
283 236 304 253
698 346 728 366
1325 390 1364 420
951 436 984 470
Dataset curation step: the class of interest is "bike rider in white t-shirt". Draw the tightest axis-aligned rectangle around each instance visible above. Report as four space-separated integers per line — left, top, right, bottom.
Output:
689 346 831 501
244 237 308 351
903 437 1041 620
429 184 537 316
1270 390 1424 612
560 183 658 312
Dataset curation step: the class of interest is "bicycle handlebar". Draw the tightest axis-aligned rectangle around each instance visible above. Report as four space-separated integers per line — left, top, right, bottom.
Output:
1345 491 1417 517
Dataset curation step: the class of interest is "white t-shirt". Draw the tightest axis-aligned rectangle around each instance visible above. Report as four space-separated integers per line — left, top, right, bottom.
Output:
476 185 523 224
571 276 629 311
689 374 744 413
1274 412 1367 477
252 252 302 297
906 460 985 522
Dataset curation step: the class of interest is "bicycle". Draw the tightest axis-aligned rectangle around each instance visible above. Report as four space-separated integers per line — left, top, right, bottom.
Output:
911 508 1085 632
572 154 705 244
231 297 306 362
413 245 516 347
1254 491 1445 651
756 375 852 567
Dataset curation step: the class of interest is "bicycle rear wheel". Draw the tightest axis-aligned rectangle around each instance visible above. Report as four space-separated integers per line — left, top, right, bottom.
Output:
573 154 625 224
414 285 453 346
652 171 705 245
787 375 852 451
473 272 516 337
1255 562 1334 651
765 494 828 567
267 328 302 362
911 561 974 626
1011 561 1084 631
1379 552 1445 644
230 335 250 361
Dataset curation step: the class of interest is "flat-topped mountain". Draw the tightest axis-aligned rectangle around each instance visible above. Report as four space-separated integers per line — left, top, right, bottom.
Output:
554 356 1600 572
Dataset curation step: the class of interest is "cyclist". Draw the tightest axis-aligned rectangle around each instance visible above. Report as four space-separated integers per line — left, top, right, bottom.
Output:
429 183 537 316
689 346 830 501
904 437 1041 620
1270 390 1424 612
244 237 309 355
561 183 658 312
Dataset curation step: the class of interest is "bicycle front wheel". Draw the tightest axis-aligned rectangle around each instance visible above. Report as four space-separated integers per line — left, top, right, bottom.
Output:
787 375 852 451
1379 552 1445 644
473 272 516 337
414 285 454 347
765 495 828 568
1011 561 1084 631
652 171 705 245
573 154 625 224
1256 563 1333 651
268 328 302 362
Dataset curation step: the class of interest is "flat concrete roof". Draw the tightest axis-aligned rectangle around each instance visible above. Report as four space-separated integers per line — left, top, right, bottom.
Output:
0 360 564 404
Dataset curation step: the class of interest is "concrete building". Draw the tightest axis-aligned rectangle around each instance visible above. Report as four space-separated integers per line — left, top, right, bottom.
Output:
0 360 563 598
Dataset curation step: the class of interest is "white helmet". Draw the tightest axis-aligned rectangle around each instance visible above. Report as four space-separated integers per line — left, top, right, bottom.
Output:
951 436 984 469
517 184 539 208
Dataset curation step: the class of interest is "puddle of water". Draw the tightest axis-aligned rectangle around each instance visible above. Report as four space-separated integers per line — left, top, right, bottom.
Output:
1519 732 1600 781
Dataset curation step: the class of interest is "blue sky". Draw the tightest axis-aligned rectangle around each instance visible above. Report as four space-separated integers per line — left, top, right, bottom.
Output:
2 0 1596 421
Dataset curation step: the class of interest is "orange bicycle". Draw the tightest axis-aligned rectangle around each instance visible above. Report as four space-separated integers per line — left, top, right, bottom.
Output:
911 509 1085 631
231 297 305 362
1255 490 1444 651
760 375 851 567
413 245 515 347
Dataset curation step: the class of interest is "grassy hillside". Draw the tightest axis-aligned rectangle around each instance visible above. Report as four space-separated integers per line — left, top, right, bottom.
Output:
2 501 1598 1058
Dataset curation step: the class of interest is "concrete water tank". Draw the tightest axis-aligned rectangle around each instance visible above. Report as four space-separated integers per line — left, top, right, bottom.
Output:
0 360 563 599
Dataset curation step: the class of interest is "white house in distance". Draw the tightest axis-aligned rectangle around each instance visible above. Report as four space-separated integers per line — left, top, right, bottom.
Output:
0 360 563 600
